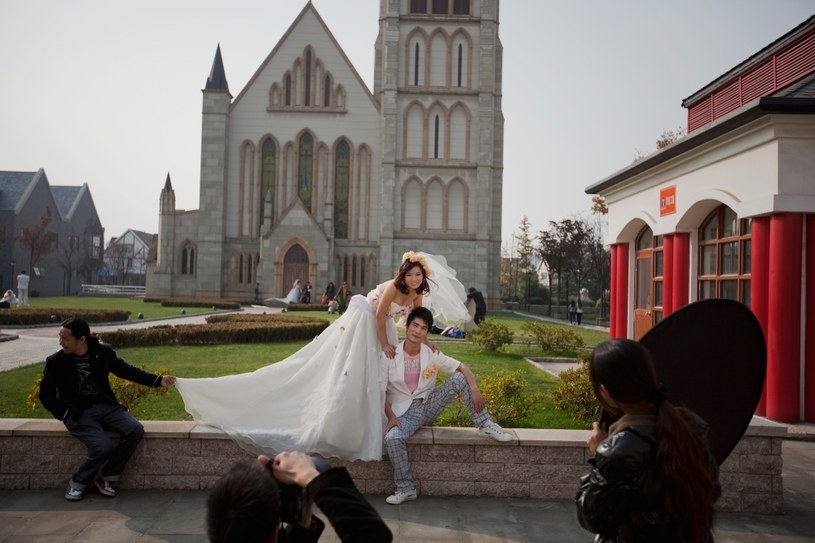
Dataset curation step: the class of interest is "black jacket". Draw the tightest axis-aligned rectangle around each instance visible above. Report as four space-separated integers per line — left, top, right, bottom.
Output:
39 342 162 421
282 467 392 543
575 414 719 543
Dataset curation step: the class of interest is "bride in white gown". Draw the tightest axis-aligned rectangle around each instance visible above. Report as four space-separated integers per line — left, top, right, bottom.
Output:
266 279 300 305
175 252 471 461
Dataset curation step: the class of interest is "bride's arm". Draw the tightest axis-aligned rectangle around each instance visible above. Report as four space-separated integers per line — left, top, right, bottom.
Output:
376 281 398 359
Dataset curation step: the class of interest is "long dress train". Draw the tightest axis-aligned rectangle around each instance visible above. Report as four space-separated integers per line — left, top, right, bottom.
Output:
175 253 471 461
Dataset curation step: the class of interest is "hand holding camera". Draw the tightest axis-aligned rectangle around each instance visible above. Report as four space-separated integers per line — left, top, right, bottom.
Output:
261 452 331 527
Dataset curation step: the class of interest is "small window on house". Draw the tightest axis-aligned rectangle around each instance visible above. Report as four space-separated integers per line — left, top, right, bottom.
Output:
432 0 447 14
453 0 470 15
410 0 428 13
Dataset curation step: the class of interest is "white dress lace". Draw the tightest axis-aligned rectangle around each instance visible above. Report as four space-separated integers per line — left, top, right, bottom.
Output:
175 253 471 461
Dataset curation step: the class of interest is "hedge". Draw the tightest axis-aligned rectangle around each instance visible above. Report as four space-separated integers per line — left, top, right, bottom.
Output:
0 308 130 326
161 298 240 310
99 314 330 347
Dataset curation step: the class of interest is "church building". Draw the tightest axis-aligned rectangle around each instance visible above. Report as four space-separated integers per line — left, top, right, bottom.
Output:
147 0 503 305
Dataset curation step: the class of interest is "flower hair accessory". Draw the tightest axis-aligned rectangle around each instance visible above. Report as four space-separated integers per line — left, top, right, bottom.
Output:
422 362 439 380
402 251 431 277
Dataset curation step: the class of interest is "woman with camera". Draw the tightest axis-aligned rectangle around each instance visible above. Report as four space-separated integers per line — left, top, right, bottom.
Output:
576 339 720 543
176 252 470 461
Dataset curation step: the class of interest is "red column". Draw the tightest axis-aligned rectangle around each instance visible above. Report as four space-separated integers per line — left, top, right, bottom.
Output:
766 213 803 421
614 242 630 339
610 245 618 338
672 233 690 310
806 215 815 422
751 216 770 416
663 234 674 317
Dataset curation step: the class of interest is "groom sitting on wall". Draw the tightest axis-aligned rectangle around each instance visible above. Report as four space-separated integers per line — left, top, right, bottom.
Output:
380 306 513 505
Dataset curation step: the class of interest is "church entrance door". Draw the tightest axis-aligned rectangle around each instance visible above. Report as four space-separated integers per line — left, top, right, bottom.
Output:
282 244 309 296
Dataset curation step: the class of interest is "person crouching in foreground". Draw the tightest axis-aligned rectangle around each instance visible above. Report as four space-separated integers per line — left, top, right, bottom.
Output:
381 306 513 505
207 451 392 543
38 317 176 501
576 339 720 543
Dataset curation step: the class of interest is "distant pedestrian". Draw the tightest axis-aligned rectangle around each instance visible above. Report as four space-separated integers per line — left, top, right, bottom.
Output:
16 271 30 306
568 300 576 325
253 282 261 304
466 287 487 324
576 301 583 326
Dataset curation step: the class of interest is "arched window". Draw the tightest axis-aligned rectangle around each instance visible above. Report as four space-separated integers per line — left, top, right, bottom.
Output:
261 139 275 227
698 205 751 304
433 115 440 158
414 43 420 86
324 75 331 107
181 243 196 276
298 133 314 212
285 74 292 106
334 140 350 239
634 228 662 338
304 50 312 106
403 179 422 230
457 43 463 86
426 180 443 230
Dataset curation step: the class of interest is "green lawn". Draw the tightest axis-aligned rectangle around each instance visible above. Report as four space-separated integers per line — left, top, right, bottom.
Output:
3 300 606 429
24 296 212 320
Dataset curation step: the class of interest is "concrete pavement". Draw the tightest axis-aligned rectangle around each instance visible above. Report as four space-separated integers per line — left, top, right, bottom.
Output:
0 440 813 542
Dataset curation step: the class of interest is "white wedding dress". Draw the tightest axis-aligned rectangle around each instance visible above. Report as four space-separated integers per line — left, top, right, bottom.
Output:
175 253 471 461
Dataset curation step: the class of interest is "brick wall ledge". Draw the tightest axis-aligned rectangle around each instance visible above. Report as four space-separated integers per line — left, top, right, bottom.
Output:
0 416 787 514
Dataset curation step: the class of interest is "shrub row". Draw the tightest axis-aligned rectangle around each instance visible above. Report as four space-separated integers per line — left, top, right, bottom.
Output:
205 313 328 325
99 316 329 347
0 308 130 326
520 321 584 351
284 303 328 312
161 298 240 310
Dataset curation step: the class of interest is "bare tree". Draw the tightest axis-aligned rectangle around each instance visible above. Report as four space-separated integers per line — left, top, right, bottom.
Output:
516 216 536 311
16 207 57 289
57 232 80 295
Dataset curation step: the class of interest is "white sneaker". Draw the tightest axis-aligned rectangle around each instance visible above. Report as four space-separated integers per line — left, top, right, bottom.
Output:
94 477 116 497
479 421 513 442
65 487 84 501
386 488 417 505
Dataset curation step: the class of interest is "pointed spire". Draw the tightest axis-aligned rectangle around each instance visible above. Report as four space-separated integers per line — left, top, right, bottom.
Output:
205 44 229 92
164 172 173 190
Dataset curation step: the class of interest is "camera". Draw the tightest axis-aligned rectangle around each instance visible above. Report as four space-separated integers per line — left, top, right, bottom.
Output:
267 456 331 524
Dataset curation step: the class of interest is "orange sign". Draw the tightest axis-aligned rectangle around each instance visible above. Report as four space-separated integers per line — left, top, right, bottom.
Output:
660 186 676 216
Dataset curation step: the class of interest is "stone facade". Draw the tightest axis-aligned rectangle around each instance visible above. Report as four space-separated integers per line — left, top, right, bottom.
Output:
0 417 787 514
147 0 503 306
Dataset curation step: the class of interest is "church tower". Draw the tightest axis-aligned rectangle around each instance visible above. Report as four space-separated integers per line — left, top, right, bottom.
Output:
196 45 232 297
375 0 503 306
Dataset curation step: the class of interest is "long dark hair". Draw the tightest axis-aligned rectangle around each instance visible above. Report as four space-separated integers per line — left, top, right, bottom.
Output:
590 339 718 543
61 317 100 348
393 259 430 295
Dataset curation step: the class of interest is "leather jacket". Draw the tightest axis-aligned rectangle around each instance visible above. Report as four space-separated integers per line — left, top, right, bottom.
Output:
575 413 718 543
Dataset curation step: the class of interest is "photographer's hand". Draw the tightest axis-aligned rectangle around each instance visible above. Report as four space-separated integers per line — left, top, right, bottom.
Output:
269 451 321 488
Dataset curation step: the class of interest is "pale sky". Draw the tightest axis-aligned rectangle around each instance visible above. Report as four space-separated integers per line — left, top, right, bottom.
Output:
2 0 813 246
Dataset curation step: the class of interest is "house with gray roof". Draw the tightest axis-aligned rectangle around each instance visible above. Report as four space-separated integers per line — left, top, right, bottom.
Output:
0 168 104 296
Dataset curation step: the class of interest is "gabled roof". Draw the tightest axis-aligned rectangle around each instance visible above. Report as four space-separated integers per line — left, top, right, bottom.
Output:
683 15 815 107
51 185 83 218
132 229 154 245
230 2 379 111
0 171 38 211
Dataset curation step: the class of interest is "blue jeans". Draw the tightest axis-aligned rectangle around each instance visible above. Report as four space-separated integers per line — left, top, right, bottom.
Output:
63 403 144 490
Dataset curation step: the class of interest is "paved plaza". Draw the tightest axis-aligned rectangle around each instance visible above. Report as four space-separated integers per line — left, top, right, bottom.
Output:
1 312 814 541
0 440 813 542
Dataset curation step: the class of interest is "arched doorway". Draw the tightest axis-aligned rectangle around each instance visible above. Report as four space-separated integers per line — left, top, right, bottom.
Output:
633 227 663 339
281 244 309 296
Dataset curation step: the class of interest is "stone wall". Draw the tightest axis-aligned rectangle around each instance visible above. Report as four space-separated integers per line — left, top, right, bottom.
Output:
0 417 786 514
